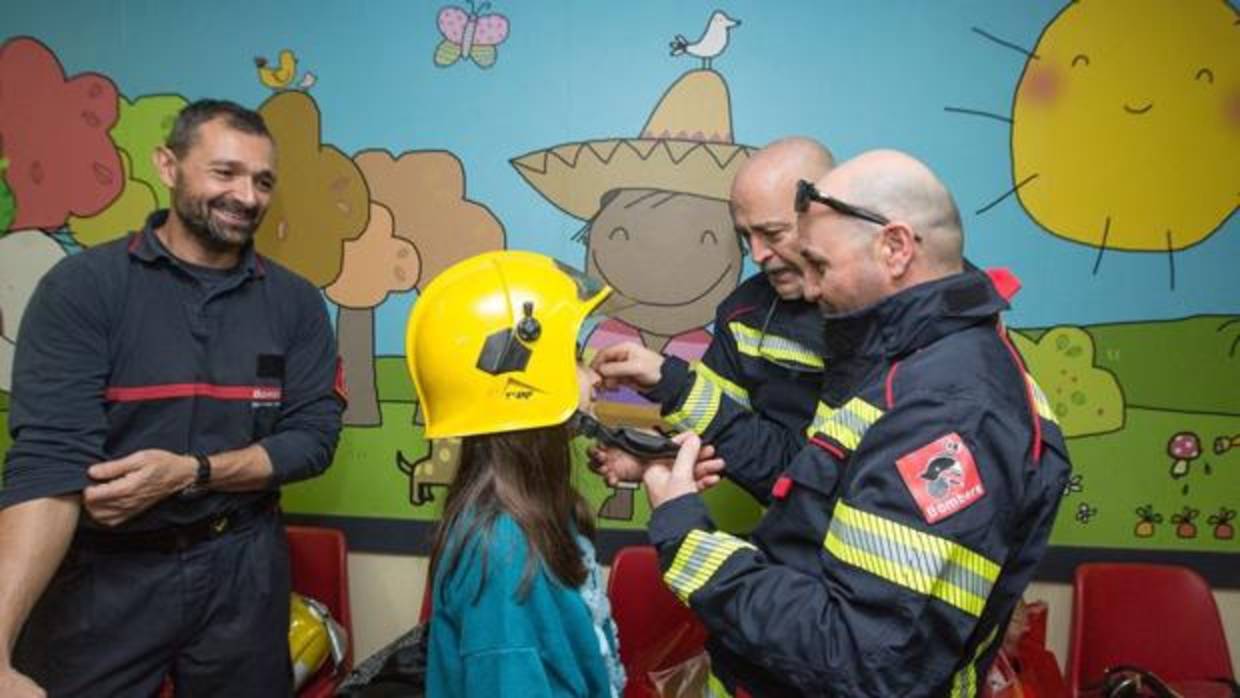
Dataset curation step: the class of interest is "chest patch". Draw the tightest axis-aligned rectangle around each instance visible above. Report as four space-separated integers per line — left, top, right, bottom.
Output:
896 432 985 524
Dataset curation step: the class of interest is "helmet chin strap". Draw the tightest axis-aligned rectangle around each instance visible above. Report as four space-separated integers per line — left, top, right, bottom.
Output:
568 410 681 459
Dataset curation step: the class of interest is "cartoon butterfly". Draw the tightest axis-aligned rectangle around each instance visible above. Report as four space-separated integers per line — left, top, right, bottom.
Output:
434 1 510 69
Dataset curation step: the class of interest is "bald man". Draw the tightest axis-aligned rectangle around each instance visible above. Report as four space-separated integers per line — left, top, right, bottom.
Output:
639 150 1072 697
591 137 834 502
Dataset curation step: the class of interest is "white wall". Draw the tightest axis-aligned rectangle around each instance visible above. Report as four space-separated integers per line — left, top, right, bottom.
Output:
346 554 1240 675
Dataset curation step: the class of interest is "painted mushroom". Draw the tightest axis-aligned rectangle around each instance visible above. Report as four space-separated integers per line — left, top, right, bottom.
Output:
1167 432 1201 479
1214 434 1240 455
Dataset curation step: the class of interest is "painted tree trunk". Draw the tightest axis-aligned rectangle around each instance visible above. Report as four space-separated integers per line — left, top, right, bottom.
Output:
338 306 381 426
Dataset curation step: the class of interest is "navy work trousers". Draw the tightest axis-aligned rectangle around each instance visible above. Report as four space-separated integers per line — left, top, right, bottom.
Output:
14 510 292 697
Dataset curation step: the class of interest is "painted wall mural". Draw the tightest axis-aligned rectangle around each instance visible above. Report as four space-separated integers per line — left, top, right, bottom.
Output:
950 0 1239 288
1 1 1236 570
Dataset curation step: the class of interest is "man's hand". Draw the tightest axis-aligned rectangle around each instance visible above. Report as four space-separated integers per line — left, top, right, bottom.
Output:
83 449 197 527
642 433 710 509
590 442 724 491
589 445 647 486
591 341 665 391
0 666 45 698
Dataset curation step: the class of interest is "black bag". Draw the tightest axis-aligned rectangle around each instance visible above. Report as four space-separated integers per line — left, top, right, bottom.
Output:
335 623 429 697
1085 665 1240 698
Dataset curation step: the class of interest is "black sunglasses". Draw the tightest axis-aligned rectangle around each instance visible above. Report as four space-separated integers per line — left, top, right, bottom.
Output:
795 179 890 226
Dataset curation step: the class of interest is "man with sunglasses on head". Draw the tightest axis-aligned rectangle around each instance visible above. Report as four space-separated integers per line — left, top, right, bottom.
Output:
638 149 1072 697
591 137 834 503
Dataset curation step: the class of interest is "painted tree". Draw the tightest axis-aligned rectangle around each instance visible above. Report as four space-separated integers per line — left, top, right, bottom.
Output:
253 91 368 288
68 149 158 245
109 94 187 209
329 149 506 426
69 94 189 244
0 37 122 234
0 160 14 232
0 230 67 390
324 201 419 424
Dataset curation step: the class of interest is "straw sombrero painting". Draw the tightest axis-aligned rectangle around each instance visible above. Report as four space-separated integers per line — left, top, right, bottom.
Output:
511 68 754 222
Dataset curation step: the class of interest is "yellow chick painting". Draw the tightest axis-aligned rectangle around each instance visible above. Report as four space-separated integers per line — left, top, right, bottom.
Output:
255 49 317 92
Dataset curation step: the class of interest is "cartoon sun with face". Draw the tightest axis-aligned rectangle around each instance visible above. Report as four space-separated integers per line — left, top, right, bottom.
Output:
959 0 1239 282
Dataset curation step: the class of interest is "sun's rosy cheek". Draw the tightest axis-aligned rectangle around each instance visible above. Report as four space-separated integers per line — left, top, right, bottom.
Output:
1224 87 1240 128
1020 64 1062 106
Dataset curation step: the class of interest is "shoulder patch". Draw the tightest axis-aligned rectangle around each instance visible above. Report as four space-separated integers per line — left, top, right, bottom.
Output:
896 432 985 524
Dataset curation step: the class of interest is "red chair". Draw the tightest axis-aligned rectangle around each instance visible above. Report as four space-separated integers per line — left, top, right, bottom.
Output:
287 524 354 698
1066 563 1234 698
607 546 710 698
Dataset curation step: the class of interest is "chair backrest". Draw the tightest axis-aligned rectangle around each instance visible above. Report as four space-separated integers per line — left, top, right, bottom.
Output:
1066 563 1233 697
286 525 353 670
607 545 709 698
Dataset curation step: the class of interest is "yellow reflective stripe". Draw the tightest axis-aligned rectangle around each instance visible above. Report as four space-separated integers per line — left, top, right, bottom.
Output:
824 501 1000 617
664 529 756 604
730 322 824 369
1025 374 1059 425
803 398 885 449
950 624 1000 698
805 402 825 438
666 369 723 433
696 362 751 410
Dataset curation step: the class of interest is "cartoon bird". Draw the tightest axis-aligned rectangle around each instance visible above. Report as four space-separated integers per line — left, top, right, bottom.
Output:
255 50 317 91
256 50 297 89
669 10 741 69
434 1 510 69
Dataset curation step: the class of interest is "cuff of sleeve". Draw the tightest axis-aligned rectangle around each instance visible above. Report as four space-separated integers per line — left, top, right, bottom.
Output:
644 355 691 409
257 435 297 487
647 493 713 550
0 473 90 511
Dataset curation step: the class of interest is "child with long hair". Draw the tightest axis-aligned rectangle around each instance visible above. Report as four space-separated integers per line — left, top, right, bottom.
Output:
407 251 676 697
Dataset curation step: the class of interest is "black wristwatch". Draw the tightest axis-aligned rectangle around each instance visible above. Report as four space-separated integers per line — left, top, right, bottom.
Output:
180 453 212 498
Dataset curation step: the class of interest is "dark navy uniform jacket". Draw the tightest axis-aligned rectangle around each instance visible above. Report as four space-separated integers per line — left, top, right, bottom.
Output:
1 211 344 531
645 273 824 504
647 268 1072 697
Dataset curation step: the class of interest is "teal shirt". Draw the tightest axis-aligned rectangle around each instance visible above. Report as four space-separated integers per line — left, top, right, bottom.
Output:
427 513 621 697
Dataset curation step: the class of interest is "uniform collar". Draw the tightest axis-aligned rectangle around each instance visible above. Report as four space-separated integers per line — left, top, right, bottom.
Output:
127 209 267 278
821 262 1007 361
742 273 825 351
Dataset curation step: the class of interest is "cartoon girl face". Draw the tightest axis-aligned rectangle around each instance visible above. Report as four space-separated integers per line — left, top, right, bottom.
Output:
586 188 741 338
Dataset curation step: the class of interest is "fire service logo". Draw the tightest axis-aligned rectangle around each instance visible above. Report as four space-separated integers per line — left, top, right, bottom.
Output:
896 432 985 524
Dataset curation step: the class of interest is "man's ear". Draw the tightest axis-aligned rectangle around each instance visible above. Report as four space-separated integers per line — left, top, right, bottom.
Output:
879 222 917 278
152 146 178 189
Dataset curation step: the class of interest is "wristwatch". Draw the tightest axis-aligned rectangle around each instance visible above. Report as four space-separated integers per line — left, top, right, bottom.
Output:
180 453 212 498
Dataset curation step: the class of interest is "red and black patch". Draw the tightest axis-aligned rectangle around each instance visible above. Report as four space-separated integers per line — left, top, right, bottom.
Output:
896 432 985 524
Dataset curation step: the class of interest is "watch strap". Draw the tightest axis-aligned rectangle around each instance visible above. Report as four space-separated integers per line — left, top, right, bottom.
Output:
192 453 212 487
